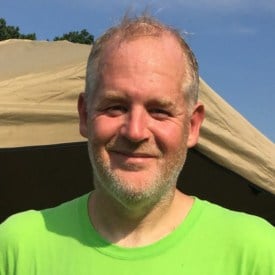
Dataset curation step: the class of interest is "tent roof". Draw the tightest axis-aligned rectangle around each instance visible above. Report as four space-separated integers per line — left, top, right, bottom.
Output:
0 39 274 194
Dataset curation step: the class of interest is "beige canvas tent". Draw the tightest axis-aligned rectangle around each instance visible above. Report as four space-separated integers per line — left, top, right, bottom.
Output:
0 39 274 224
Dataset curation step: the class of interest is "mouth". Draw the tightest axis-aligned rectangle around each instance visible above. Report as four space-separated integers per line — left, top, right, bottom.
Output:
109 150 158 159
108 151 156 171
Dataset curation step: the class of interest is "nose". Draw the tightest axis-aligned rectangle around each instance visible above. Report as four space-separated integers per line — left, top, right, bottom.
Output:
120 107 150 142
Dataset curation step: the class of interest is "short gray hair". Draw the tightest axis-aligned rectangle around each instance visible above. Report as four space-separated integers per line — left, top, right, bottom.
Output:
85 14 199 111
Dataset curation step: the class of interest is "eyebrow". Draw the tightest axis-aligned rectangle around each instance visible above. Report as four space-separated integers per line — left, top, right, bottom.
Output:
147 99 175 109
97 90 176 109
97 91 127 101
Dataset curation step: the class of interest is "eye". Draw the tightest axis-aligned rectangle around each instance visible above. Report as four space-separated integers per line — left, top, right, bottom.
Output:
149 108 171 120
105 105 127 117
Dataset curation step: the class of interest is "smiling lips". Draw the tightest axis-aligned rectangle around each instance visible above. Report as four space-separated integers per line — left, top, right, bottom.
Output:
109 148 161 158
108 149 160 168
108 150 158 171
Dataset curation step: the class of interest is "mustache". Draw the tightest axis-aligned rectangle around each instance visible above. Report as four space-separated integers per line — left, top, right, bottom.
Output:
105 137 162 157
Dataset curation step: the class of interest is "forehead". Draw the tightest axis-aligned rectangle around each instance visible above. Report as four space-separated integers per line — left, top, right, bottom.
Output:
89 35 188 110
101 34 185 69
98 35 186 97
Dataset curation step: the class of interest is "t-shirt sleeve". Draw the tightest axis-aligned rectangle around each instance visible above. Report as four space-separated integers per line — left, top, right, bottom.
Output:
0 211 41 275
0 215 19 275
245 218 275 274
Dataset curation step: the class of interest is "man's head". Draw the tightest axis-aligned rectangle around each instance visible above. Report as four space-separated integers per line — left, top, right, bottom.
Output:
78 15 204 209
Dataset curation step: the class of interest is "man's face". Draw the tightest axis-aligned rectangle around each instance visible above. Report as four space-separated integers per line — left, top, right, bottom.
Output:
80 35 202 207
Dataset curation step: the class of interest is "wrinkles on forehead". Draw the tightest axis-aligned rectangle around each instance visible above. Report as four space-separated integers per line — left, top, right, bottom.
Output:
98 34 186 82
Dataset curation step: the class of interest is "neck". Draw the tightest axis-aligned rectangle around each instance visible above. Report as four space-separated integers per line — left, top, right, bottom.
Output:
88 188 193 247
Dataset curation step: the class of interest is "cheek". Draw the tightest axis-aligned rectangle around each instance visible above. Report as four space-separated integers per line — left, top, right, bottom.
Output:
88 116 121 143
152 123 187 154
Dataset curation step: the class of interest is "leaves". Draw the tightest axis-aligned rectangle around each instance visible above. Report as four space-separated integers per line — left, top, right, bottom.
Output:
0 18 36 41
53 29 94 45
0 18 94 45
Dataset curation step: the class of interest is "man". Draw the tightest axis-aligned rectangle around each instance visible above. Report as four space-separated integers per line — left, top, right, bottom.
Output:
0 15 274 275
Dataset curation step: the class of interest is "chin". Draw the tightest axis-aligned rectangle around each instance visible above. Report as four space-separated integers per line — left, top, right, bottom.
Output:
96 168 175 208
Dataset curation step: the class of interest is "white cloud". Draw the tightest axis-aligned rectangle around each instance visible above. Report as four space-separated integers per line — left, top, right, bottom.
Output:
234 26 257 35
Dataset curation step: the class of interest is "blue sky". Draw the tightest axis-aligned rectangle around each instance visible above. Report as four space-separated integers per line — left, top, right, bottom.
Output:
2 0 275 141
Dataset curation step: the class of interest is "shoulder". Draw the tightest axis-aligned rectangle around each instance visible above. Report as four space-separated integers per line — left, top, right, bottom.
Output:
0 193 89 246
195 198 274 244
0 210 44 240
0 210 45 266
190 198 275 274
197 197 273 226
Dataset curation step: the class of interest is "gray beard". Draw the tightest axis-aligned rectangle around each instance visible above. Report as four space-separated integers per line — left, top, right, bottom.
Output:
87 141 187 210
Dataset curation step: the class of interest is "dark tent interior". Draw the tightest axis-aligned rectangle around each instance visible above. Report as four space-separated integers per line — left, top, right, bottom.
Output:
1 142 274 225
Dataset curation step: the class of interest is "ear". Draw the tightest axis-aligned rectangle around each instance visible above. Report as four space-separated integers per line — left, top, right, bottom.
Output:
187 102 205 148
78 92 88 138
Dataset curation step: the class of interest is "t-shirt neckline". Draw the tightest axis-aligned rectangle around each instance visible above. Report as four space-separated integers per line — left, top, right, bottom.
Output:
78 193 203 260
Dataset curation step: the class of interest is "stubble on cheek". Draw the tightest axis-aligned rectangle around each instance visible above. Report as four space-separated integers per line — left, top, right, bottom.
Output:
87 135 188 207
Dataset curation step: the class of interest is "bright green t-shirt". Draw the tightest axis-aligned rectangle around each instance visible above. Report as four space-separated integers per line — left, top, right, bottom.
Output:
0 193 274 275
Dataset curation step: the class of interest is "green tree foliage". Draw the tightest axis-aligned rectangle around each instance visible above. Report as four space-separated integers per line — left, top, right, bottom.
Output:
53 29 94 45
0 18 94 45
0 18 36 41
